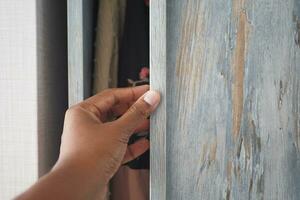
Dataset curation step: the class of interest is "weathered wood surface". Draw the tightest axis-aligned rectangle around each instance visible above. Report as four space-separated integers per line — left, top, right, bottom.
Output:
150 0 300 199
67 0 96 105
150 0 166 199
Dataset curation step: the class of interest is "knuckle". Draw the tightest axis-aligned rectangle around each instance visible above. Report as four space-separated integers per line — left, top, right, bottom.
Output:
78 102 102 118
65 105 80 117
128 103 149 118
100 88 113 95
117 133 130 144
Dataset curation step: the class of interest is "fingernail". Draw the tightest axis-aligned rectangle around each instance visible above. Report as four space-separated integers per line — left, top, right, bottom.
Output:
143 90 160 106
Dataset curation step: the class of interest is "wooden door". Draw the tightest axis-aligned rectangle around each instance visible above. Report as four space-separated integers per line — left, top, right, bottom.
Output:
150 0 300 199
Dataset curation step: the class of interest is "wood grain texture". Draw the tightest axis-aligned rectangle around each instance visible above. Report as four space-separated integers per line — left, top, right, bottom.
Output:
150 0 300 199
150 0 166 199
67 0 95 106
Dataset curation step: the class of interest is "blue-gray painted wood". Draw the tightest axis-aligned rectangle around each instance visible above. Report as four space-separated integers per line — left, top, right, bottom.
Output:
67 0 95 106
150 0 300 199
150 0 166 199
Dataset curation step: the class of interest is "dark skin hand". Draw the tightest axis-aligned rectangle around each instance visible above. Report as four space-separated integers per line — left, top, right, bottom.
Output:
15 85 160 200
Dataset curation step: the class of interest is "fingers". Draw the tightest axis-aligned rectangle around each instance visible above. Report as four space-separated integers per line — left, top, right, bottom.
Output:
111 101 134 117
122 138 149 164
83 85 150 116
113 90 160 137
134 119 149 133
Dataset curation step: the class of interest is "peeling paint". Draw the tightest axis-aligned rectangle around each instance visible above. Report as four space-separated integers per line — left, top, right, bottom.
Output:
227 161 233 184
248 177 253 199
235 164 241 179
209 140 217 161
243 133 251 168
198 141 217 175
278 80 283 109
198 143 208 174
294 15 300 47
278 80 287 110
226 187 231 200
237 137 243 158
251 120 261 153
257 171 265 200
174 0 205 124
231 0 250 141
201 143 208 163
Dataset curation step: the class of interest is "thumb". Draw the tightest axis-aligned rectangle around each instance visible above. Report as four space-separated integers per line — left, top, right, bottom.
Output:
114 90 160 137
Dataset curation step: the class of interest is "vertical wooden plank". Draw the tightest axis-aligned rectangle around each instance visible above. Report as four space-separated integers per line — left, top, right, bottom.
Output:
0 1 38 198
67 0 95 106
151 0 300 199
67 0 83 105
150 0 166 199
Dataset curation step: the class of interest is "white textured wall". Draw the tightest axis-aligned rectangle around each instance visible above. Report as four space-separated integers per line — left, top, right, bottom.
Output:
0 1 68 199
36 0 68 177
0 0 38 199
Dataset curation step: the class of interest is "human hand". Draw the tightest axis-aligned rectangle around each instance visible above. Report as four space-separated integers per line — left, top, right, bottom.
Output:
55 85 160 186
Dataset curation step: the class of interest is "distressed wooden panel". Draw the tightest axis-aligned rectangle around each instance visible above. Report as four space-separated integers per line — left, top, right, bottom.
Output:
150 0 300 199
150 0 166 199
67 0 96 105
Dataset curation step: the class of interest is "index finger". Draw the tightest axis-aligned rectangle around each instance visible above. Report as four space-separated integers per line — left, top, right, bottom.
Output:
84 85 149 114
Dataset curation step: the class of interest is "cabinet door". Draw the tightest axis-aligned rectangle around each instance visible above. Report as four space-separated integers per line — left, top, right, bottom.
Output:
150 0 300 199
